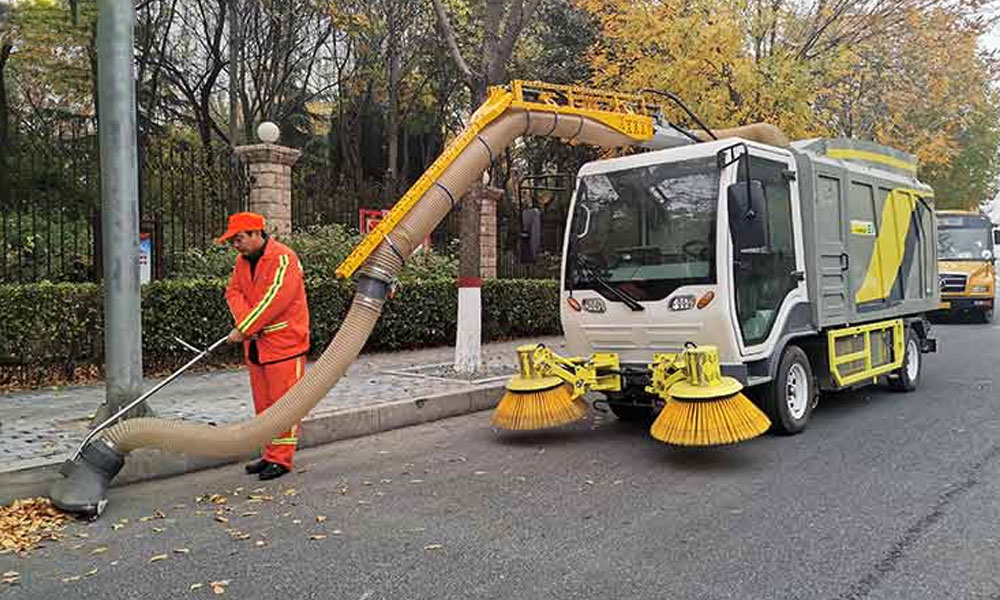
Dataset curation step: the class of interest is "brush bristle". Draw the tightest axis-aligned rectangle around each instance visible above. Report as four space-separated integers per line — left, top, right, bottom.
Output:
491 384 587 430
649 393 771 446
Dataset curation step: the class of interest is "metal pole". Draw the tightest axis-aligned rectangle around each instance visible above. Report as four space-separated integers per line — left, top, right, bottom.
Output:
73 336 228 460
95 0 149 420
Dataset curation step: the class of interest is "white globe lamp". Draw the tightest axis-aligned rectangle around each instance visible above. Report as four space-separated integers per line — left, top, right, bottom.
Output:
257 121 280 144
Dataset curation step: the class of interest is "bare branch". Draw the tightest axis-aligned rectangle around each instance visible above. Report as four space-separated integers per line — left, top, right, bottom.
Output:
431 0 477 84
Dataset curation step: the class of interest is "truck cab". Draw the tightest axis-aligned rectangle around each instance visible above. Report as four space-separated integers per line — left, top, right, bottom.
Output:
935 210 995 322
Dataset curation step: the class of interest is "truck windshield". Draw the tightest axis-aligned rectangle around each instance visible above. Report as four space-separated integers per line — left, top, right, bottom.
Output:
938 226 992 261
566 157 718 302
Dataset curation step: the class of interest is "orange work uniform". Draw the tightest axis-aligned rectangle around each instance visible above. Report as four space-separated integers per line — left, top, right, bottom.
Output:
225 238 310 469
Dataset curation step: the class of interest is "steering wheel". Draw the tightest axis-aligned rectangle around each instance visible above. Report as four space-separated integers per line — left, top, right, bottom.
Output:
681 240 711 260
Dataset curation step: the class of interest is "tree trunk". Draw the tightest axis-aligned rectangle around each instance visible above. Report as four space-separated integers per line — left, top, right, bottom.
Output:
228 0 242 146
0 43 12 209
385 39 401 201
454 182 483 374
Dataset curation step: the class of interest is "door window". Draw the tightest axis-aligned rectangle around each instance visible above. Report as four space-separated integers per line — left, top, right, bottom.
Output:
734 157 798 346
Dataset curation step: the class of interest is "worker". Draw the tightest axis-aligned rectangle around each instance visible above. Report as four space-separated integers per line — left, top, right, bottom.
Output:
217 212 310 481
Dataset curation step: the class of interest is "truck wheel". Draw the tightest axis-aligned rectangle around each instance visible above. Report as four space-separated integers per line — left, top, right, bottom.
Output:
609 403 656 424
761 345 815 435
981 308 994 324
889 329 921 392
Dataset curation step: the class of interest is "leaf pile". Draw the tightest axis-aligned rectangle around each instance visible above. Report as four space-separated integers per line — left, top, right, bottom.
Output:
0 497 70 554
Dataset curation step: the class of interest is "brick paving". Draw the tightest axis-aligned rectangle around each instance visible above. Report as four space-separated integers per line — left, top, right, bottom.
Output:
0 337 564 473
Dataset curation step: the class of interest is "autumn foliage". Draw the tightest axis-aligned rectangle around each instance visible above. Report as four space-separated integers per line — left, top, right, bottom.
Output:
578 0 999 207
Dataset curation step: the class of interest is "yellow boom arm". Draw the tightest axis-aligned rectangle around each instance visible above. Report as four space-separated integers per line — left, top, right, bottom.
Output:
334 81 661 279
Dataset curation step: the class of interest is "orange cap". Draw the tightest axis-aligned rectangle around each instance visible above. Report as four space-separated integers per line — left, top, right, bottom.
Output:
216 212 266 244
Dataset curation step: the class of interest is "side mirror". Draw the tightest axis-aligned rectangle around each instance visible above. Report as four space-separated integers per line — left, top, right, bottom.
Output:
727 180 768 251
992 228 1000 246
519 207 542 264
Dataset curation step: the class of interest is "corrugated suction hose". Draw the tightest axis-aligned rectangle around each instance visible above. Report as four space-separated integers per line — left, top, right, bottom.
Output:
98 109 638 457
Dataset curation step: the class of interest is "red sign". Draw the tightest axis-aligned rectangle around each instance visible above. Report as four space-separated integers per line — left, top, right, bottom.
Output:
359 208 389 235
358 208 431 252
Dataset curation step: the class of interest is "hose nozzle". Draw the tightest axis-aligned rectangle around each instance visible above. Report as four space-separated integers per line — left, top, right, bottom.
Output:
50 439 125 518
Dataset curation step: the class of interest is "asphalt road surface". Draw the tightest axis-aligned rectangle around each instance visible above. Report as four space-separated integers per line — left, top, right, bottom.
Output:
4 321 1000 599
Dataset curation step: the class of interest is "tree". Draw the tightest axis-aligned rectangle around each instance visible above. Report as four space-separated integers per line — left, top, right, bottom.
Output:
433 0 545 374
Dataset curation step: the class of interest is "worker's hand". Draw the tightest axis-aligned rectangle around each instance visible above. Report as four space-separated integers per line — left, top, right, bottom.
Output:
227 327 247 344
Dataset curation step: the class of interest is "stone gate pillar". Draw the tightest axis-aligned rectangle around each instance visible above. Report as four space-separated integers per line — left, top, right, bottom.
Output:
235 142 301 237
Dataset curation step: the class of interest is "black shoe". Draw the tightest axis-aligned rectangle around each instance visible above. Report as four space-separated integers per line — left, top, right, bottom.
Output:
258 462 290 481
244 460 268 475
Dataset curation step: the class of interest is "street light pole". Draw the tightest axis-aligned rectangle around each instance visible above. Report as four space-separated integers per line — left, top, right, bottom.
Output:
94 0 150 421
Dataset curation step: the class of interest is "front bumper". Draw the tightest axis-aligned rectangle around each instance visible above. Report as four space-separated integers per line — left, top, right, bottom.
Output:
938 296 994 312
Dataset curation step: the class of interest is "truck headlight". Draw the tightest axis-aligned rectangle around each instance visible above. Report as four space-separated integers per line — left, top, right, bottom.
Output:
971 285 991 293
669 295 696 311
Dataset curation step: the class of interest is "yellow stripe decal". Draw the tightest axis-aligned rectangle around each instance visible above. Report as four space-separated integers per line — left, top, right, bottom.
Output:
296 357 303 379
827 148 918 174
239 255 289 332
263 321 288 333
855 189 917 304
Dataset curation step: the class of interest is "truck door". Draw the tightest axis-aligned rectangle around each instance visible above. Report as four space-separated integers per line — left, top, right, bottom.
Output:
815 172 851 322
732 152 808 354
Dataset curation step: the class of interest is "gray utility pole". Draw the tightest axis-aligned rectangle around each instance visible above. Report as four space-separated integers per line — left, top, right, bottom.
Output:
93 0 151 422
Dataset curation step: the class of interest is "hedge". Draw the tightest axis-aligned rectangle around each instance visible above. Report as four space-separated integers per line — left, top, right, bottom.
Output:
0 278 561 388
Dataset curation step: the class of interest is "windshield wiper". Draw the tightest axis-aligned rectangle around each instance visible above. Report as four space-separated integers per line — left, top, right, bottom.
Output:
573 255 645 311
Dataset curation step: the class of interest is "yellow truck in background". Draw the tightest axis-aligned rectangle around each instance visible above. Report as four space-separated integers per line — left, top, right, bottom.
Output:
936 210 996 322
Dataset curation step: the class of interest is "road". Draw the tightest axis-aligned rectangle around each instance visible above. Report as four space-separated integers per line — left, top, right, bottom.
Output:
4 321 1000 599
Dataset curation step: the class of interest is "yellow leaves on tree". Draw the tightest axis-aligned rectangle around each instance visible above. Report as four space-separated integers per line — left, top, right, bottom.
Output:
577 0 834 139
577 0 995 177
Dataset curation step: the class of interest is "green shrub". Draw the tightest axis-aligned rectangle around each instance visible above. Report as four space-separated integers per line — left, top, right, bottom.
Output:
0 277 561 387
169 223 458 282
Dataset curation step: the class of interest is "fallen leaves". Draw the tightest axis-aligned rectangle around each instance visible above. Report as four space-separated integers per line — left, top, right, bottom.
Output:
2 571 20 586
309 534 327 541
149 554 169 563
423 544 444 551
283 488 298 497
210 580 230 595
191 583 204 591
91 546 108 555
0 497 70 554
86 568 99 577
214 515 229 524
174 548 190 554
315 515 327 523
61 575 81 583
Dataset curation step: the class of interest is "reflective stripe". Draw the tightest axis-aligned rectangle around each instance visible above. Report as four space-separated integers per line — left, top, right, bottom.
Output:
263 321 288 333
295 356 303 379
271 423 298 445
239 255 290 333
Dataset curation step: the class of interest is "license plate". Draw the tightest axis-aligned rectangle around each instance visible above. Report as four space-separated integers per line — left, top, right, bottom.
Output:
939 301 951 310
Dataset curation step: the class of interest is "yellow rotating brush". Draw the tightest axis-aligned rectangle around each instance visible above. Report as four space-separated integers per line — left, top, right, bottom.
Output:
492 345 588 430
649 346 770 446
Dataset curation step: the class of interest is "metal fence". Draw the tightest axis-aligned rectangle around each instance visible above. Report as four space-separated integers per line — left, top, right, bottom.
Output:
2 131 568 283
1 133 248 284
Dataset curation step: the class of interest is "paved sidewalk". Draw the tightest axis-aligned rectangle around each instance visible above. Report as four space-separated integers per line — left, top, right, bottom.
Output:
0 337 564 475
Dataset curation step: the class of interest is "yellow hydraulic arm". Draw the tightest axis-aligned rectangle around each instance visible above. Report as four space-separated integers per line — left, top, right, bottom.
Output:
335 80 663 279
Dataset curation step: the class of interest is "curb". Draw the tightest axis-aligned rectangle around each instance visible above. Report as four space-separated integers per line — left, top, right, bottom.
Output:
0 383 504 506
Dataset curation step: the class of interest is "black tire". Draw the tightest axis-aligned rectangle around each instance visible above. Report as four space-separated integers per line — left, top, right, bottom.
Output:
981 308 994 324
608 402 657 424
760 345 815 435
888 328 921 392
